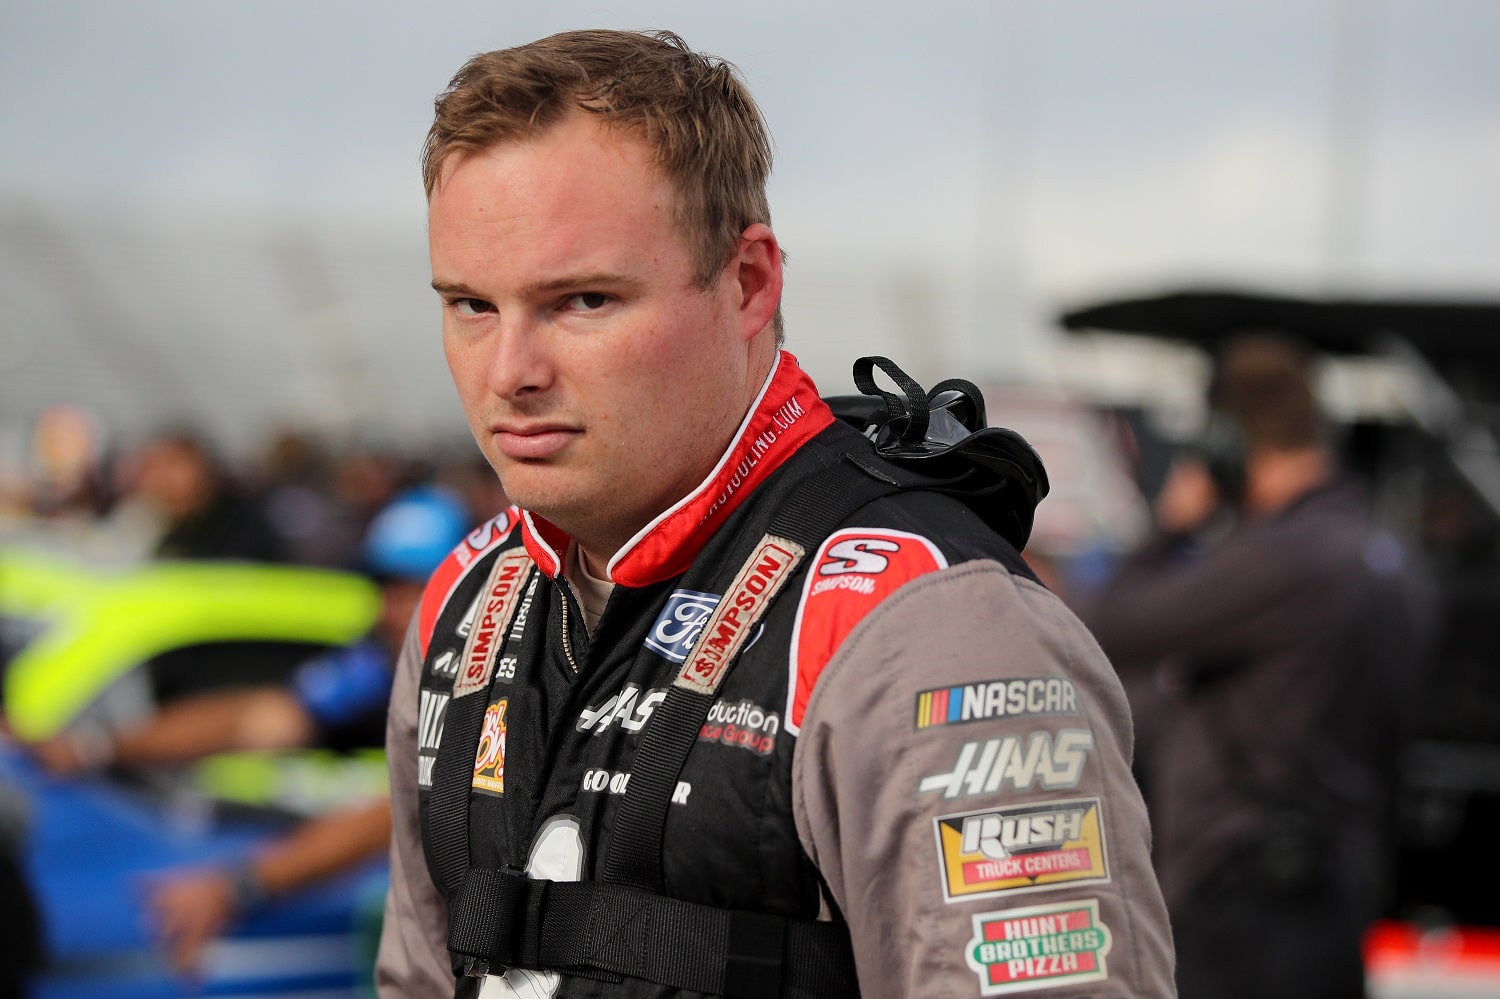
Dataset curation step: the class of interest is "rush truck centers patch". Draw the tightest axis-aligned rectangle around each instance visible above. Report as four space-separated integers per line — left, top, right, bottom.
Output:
934 798 1110 901
965 898 1113 995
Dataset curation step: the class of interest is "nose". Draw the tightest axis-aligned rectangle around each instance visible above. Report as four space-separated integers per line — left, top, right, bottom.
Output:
485 313 554 402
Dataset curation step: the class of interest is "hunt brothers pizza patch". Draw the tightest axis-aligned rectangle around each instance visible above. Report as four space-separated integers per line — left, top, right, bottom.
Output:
934 797 1110 902
964 899 1112 995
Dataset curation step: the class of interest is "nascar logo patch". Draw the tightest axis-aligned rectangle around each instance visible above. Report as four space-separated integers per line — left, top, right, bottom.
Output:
915 677 1079 729
934 798 1110 901
965 898 1113 995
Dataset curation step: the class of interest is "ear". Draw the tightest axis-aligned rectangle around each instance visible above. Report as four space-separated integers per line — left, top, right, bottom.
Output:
729 223 783 342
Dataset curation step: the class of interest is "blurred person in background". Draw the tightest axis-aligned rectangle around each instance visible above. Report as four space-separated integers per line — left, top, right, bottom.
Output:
33 484 470 772
28 486 472 973
1076 334 1438 999
256 429 360 569
127 430 284 563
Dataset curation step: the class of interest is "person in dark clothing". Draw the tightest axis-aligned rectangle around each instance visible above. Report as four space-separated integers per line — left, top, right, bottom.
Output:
1076 334 1438 999
132 431 283 563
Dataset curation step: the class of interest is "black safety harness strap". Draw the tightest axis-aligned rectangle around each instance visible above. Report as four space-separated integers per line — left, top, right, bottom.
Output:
448 873 861 998
435 448 907 996
600 453 902 893
422 553 541 904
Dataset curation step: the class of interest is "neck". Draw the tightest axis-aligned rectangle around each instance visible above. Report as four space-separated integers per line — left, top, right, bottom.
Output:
570 342 779 580
577 545 613 582
1244 447 1333 516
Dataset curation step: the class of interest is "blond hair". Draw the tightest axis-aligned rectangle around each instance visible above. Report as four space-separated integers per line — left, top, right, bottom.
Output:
424 29 775 292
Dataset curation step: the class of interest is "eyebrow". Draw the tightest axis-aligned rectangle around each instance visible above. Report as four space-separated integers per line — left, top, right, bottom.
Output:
431 279 483 297
431 273 642 299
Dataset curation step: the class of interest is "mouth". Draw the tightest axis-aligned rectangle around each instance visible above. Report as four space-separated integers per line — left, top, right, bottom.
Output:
489 423 582 461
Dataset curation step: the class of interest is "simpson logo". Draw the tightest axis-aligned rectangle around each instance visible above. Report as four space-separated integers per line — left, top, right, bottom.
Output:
580 768 691 805
919 730 1094 799
471 698 507 796
817 536 901 577
644 589 721 663
965 899 1112 995
787 528 946 735
915 678 1079 729
460 509 519 564
577 683 668 735
454 552 534 699
417 509 520 654
676 536 803 695
934 798 1110 901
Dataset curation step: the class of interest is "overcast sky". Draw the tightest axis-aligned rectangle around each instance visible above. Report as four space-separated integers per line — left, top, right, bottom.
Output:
1 0 1497 445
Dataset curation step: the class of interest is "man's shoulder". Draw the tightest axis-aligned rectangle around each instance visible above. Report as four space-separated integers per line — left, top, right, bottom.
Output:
841 488 1039 584
414 507 526 656
780 490 1045 736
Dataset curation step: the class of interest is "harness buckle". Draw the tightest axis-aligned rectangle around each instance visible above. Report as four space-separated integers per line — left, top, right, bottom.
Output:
460 956 492 978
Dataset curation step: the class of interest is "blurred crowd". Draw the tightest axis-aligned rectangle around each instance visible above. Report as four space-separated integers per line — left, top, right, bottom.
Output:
0 411 504 570
3 328 1499 998
0 418 505 989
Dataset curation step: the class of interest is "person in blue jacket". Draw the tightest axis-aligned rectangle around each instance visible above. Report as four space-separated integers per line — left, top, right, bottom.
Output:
34 485 472 974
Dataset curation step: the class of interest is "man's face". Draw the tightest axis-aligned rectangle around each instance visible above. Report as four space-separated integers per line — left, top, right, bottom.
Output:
428 113 771 561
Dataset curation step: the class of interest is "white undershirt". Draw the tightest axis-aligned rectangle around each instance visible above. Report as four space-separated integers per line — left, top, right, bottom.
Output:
565 543 614 634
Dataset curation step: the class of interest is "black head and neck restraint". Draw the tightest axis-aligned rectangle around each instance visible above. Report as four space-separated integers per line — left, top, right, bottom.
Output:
825 356 1050 552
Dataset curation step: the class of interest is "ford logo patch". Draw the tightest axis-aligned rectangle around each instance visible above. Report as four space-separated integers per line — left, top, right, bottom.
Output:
644 589 721 663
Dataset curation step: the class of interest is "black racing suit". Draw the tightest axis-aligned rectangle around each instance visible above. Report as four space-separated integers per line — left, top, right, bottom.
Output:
377 353 1175 998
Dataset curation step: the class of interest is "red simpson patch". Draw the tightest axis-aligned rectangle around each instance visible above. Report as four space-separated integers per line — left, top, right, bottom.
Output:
786 529 947 734
417 507 521 657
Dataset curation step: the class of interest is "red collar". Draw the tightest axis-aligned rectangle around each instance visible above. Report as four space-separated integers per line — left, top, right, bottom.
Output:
521 352 833 588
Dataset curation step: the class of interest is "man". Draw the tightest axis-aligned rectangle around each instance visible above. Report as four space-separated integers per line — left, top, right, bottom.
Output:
380 29 1174 998
1078 335 1437 998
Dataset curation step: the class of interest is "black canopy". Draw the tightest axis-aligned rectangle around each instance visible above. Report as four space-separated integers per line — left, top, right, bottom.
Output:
1059 289 1500 365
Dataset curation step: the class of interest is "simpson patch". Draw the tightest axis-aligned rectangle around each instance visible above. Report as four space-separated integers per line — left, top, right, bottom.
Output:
786 529 947 734
416 508 520 656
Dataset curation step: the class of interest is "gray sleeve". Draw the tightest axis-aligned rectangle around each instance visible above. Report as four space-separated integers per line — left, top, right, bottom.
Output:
793 561 1176 998
375 614 454 997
